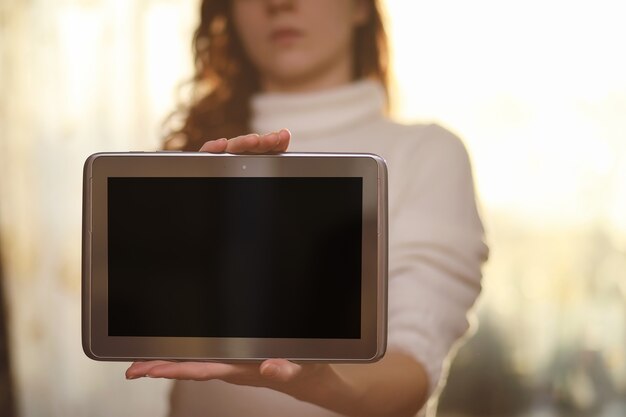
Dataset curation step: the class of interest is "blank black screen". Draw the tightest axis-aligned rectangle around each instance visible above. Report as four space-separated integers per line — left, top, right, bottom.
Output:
108 177 362 338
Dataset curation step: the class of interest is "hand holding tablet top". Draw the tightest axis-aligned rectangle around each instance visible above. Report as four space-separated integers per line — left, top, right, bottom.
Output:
82 131 388 370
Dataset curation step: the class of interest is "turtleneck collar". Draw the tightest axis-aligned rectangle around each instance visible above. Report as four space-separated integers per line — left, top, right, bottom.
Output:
250 79 386 138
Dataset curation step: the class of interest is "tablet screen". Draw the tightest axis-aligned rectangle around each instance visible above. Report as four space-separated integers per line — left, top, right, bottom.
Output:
107 177 362 339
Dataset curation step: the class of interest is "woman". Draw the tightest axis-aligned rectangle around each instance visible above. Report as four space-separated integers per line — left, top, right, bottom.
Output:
126 1 489 416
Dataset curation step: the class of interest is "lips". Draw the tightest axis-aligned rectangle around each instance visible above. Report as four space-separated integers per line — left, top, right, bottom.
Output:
269 27 303 43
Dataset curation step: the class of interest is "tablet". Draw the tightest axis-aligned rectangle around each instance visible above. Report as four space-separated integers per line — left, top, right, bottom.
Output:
82 152 387 362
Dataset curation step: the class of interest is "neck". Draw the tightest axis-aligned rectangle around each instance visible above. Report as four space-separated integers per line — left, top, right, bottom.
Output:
260 54 353 94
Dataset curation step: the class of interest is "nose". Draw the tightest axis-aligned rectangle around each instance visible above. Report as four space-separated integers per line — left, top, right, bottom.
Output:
264 0 295 15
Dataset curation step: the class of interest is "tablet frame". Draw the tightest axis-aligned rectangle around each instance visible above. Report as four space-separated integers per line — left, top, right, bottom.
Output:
82 152 387 362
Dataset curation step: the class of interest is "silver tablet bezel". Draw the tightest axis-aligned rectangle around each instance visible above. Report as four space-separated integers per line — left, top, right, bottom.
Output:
82 152 387 362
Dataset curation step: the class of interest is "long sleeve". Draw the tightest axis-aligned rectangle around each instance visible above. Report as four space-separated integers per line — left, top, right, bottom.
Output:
386 124 489 395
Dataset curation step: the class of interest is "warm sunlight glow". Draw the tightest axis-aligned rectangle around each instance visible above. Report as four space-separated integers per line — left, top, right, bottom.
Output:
386 0 626 234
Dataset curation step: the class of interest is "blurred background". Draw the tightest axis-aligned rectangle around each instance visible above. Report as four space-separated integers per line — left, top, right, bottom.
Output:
0 0 624 416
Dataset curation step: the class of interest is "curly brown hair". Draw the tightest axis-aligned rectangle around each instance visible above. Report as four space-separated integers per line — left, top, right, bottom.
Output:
164 0 390 151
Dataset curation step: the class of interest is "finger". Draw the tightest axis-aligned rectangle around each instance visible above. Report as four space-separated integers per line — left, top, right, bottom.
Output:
259 359 303 383
271 128 291 153
225 130 289 154
233 129 289 154
198 129 290 154
199 138 228 153
252 132 282 153
224 133 261 153
145 361 250 381
126 360 171 379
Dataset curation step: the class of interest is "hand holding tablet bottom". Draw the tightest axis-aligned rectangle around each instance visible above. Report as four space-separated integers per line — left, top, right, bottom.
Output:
82 129 388 386
126 357 334 392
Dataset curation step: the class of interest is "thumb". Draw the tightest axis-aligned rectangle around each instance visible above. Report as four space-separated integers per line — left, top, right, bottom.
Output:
259 359 302 383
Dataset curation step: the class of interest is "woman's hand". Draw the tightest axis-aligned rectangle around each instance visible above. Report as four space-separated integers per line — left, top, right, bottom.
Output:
125 358 363 414
125 358 350 412
198 128 291 153
125 352 428 417
125 358 335 393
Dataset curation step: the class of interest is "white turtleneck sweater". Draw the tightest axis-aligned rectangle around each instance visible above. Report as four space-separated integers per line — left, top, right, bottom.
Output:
168 80 489 417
